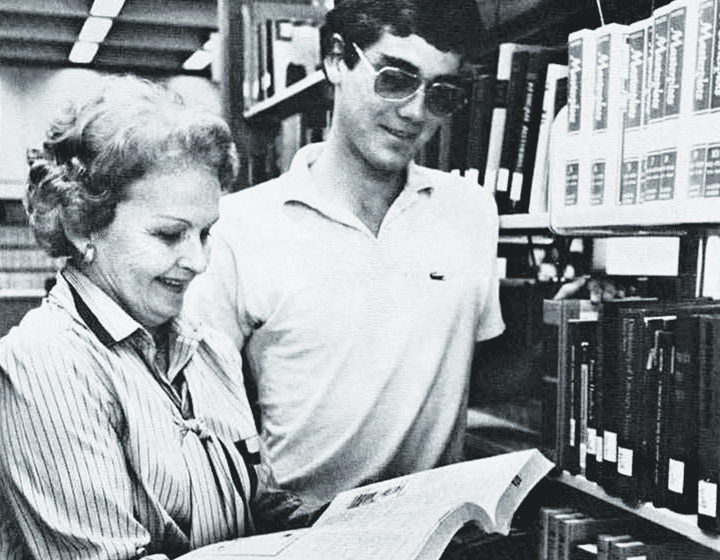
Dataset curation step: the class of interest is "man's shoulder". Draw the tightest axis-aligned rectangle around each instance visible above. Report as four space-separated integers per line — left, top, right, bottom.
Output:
415 165 498 210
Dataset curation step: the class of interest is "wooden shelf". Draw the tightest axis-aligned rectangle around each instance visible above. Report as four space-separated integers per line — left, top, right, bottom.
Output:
557 471 720 553
243 70 326 121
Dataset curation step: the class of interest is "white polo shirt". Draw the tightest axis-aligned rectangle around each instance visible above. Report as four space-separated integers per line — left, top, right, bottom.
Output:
184 143 505 503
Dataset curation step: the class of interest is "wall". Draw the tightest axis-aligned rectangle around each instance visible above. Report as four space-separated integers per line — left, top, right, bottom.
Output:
0 63 222 191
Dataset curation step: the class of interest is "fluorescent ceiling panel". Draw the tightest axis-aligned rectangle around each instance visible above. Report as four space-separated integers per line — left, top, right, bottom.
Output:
79 17 113 43
90 0 126 18
69 41 100 64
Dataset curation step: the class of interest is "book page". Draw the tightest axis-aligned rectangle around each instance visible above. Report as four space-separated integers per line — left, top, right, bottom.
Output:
315 448 553 536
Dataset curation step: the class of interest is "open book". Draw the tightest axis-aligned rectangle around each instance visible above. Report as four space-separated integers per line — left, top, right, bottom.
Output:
178 448 554 560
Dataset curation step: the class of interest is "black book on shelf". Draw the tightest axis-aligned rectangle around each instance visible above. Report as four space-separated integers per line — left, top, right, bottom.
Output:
596 298 657 499
697 313 720 533
464 68 494 183
567 318 598 479
494 48 529 213
656 314 700 513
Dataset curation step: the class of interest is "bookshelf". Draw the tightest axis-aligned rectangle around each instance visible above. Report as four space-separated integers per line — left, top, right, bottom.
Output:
558 472 720 553
243 69 326 120
217 0 720 556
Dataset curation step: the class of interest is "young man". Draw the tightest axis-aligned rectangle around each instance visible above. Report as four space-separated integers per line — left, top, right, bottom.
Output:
185 0 505 504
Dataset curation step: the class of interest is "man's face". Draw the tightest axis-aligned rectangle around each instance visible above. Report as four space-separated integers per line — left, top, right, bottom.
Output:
331 31 462 173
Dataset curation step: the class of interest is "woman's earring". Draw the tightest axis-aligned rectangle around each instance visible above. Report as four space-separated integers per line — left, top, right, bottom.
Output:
82 243 95 265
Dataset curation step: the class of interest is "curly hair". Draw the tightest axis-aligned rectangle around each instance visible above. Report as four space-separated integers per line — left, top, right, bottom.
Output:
25 74 238 260
320 0 483 69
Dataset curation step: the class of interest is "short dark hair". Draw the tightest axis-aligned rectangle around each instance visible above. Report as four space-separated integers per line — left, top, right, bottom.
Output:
320 0 483 69
26 75 238 260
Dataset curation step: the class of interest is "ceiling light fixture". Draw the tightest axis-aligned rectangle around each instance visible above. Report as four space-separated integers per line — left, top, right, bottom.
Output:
90 0 126 18
182 32 218 71
182 50 213 71
78 16 113 43
69 41 100 64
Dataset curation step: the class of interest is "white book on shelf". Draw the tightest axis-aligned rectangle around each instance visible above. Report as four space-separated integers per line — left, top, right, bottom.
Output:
528 63 567 215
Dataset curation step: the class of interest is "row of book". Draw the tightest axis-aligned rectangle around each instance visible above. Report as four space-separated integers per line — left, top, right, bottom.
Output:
420 43 568 216
551 0 720 228
544 296 720 533
538 505 689 560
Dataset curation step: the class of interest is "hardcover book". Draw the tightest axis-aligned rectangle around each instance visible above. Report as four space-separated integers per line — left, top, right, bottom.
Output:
177 449 554 560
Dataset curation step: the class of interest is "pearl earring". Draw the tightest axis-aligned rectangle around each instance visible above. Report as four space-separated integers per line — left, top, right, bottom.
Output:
82 243 95 265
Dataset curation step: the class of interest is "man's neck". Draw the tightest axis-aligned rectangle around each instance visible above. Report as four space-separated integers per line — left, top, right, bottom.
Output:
311 137 408 236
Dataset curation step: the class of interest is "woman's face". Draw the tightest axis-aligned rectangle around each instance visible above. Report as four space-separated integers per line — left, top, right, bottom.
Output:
85 163 221 331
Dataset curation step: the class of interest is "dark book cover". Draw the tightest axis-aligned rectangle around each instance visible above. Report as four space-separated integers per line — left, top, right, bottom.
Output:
507 50 556 214
625 27 645 129
597 299 658 497
658 314 701 514
649 12 669 121
465 69 493 182
567 36 583 133
650 327 675 510
495 49 529 213
568 318 597 479
543 300 583 472
697 313 720 533
663 6 685 117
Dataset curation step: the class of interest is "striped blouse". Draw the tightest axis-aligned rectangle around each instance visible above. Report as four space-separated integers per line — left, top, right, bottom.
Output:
0 266 262 559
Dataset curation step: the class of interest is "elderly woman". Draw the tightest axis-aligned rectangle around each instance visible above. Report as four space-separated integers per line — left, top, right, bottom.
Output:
0 76 314 560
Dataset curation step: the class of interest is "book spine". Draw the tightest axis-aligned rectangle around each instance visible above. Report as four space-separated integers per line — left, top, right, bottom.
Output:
566 320 581 475
649 12 670 121
508 52 549 213
664 6 686 117
465 69 493 183
567 35 584 134
661 316 698 514
584 321 600 482
484 43 516 191
496 49 530 212
539 507 576 560
627 26 647 129
712 0 720 109
694 0 715 112
697 314 720 533
529 64 567 214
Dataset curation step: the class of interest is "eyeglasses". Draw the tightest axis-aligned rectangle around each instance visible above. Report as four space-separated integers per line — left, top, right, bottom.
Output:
352 43 467 117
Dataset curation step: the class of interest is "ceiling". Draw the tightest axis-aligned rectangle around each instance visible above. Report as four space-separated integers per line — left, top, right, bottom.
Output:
0 0 218 77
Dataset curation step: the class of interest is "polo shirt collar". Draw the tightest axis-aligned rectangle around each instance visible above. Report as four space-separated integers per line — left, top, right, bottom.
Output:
282 142 435 214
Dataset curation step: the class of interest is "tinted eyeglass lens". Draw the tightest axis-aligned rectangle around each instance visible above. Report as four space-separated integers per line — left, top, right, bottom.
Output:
427 84 466 116
374 67 422 99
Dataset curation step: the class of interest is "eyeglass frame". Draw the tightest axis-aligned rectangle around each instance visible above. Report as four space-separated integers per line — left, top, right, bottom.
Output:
351 42 468 117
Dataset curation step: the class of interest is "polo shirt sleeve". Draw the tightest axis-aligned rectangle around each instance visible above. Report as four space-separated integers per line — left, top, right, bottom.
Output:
0 334 149 559
185 230 251 355
474 188 505 343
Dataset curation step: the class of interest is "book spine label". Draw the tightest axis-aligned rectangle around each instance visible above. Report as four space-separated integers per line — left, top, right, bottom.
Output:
688 145 706 197
619 159 640 205
565 162 580 206
704 144 720 197
659 150 677 200
594 33 611 131
568 38 583 133
627 28 646 128
712 0 720 108
664 7 685 116
590 160 606 206
650 13 669 121
694 0 715 112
